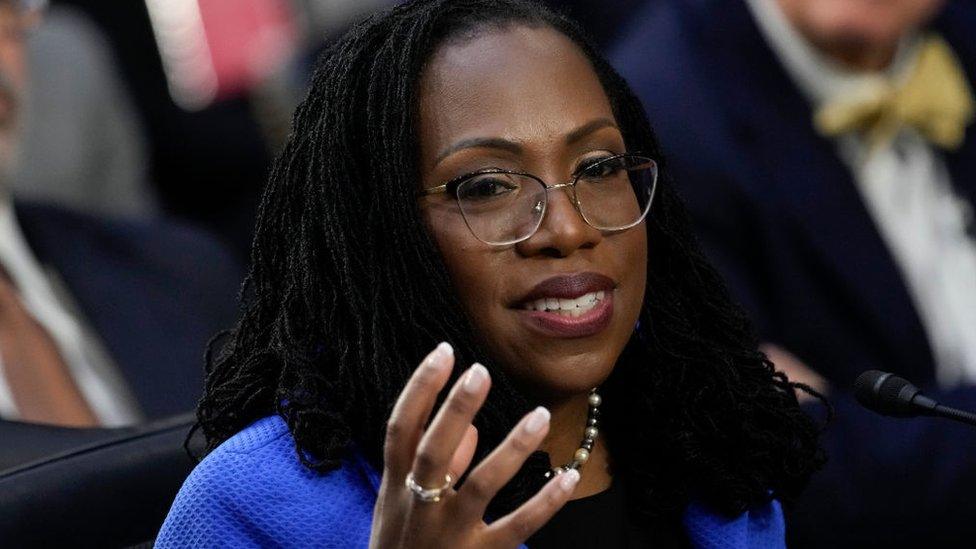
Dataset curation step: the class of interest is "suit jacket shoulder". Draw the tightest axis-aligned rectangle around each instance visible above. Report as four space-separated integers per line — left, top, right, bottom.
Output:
14 201 243 419
15 200 240 291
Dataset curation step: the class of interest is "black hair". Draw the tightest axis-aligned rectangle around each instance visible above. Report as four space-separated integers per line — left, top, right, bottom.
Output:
195 0 823 522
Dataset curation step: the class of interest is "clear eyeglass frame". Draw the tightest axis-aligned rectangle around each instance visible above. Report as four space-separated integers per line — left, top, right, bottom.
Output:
419 153 658 246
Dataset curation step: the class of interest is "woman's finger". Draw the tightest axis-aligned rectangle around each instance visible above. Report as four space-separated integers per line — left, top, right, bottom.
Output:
485 469 580 546
382 343 455 479
410 363 491 490
448 424 479 485
455 406 550 521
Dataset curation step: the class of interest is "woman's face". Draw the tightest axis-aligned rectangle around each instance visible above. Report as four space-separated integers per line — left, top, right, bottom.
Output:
417 25 647 399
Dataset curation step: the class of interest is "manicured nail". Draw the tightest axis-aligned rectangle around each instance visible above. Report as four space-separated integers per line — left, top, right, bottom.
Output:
524 407 550 435
436 341 453 357
425 342 453 372
463 363 488 393
559 469 580 491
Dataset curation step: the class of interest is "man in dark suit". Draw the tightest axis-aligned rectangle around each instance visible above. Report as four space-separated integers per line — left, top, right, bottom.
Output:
6 203 241 422
612 0 976 546
0 0 240 467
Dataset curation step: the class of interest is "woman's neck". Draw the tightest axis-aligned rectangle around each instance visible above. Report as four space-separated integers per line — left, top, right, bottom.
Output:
540 392 612 498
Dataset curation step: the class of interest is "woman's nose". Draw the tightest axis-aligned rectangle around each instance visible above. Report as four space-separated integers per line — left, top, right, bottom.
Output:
515 187 602 258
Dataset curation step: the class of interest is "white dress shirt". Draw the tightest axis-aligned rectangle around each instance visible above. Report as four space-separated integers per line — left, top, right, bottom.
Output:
746 0 976 387
0 199 142 425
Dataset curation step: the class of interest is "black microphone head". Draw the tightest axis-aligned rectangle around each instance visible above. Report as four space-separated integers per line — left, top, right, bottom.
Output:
853 370 921 417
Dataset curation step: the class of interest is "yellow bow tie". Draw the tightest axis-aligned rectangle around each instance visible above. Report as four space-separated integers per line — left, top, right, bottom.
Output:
814 36 975 151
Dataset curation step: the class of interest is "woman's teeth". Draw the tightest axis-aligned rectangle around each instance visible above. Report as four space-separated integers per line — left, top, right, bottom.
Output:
523 291 606 317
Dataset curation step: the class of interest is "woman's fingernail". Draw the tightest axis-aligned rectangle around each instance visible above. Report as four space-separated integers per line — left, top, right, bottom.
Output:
425 342 453 371
523 406 550 435
436 341 453 357
559 469 580 491
463 363 488 393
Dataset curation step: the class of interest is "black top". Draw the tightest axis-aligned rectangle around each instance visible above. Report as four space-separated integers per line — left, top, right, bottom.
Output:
526 480 685 548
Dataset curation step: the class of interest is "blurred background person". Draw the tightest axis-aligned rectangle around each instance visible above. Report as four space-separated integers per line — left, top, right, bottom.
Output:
0 0 239 460
12 2 156 220
611 0 976 546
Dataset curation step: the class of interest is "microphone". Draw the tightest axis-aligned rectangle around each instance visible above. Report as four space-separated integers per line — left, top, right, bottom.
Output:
854 370 976 427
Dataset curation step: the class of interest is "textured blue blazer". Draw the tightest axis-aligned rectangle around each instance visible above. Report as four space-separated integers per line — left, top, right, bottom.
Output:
157 415 786 548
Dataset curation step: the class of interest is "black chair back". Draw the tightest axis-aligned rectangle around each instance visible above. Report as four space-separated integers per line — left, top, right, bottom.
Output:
0 414 201 547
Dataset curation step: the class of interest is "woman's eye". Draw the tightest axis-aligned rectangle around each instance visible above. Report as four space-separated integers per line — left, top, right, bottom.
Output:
459 176 519 200
579 156 624 179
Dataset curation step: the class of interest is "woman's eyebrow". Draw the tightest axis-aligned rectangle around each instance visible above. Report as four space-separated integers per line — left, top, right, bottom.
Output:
564 117 618 145
434 137 522 165
434 117 618 165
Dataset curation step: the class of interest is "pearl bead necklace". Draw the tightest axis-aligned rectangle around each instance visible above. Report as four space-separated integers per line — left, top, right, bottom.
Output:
544 388 601 479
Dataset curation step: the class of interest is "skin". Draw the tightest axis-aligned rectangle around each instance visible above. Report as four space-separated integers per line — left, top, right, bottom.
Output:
370 26 648 547
775 0 945 70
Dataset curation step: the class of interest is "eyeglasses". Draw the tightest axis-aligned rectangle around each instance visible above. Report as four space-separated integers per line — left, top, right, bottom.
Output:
419 153 658 246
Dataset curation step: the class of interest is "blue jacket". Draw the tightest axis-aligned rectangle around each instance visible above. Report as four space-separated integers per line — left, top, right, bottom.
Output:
156 415 786 548
610 0 976 545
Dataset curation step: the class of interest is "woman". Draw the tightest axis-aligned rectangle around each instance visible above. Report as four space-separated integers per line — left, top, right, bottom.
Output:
156 0 823 546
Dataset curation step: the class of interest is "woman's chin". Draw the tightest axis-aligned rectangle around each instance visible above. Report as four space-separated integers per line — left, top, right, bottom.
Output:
508 353 616 400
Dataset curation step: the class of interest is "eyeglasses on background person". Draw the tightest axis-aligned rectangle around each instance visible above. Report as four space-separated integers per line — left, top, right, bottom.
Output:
420 153 658 246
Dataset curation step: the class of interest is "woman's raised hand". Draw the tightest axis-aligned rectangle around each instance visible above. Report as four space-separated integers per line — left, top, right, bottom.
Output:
369 342 579 548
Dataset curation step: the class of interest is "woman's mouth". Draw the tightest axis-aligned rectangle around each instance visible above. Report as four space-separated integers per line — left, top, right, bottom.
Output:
515 273 616 338
522 290 607 317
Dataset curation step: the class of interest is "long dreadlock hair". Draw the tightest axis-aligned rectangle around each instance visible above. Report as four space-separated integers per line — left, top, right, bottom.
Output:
196 0 824 521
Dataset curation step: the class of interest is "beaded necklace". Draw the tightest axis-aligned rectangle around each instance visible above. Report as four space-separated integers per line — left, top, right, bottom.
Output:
545 388 601 478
